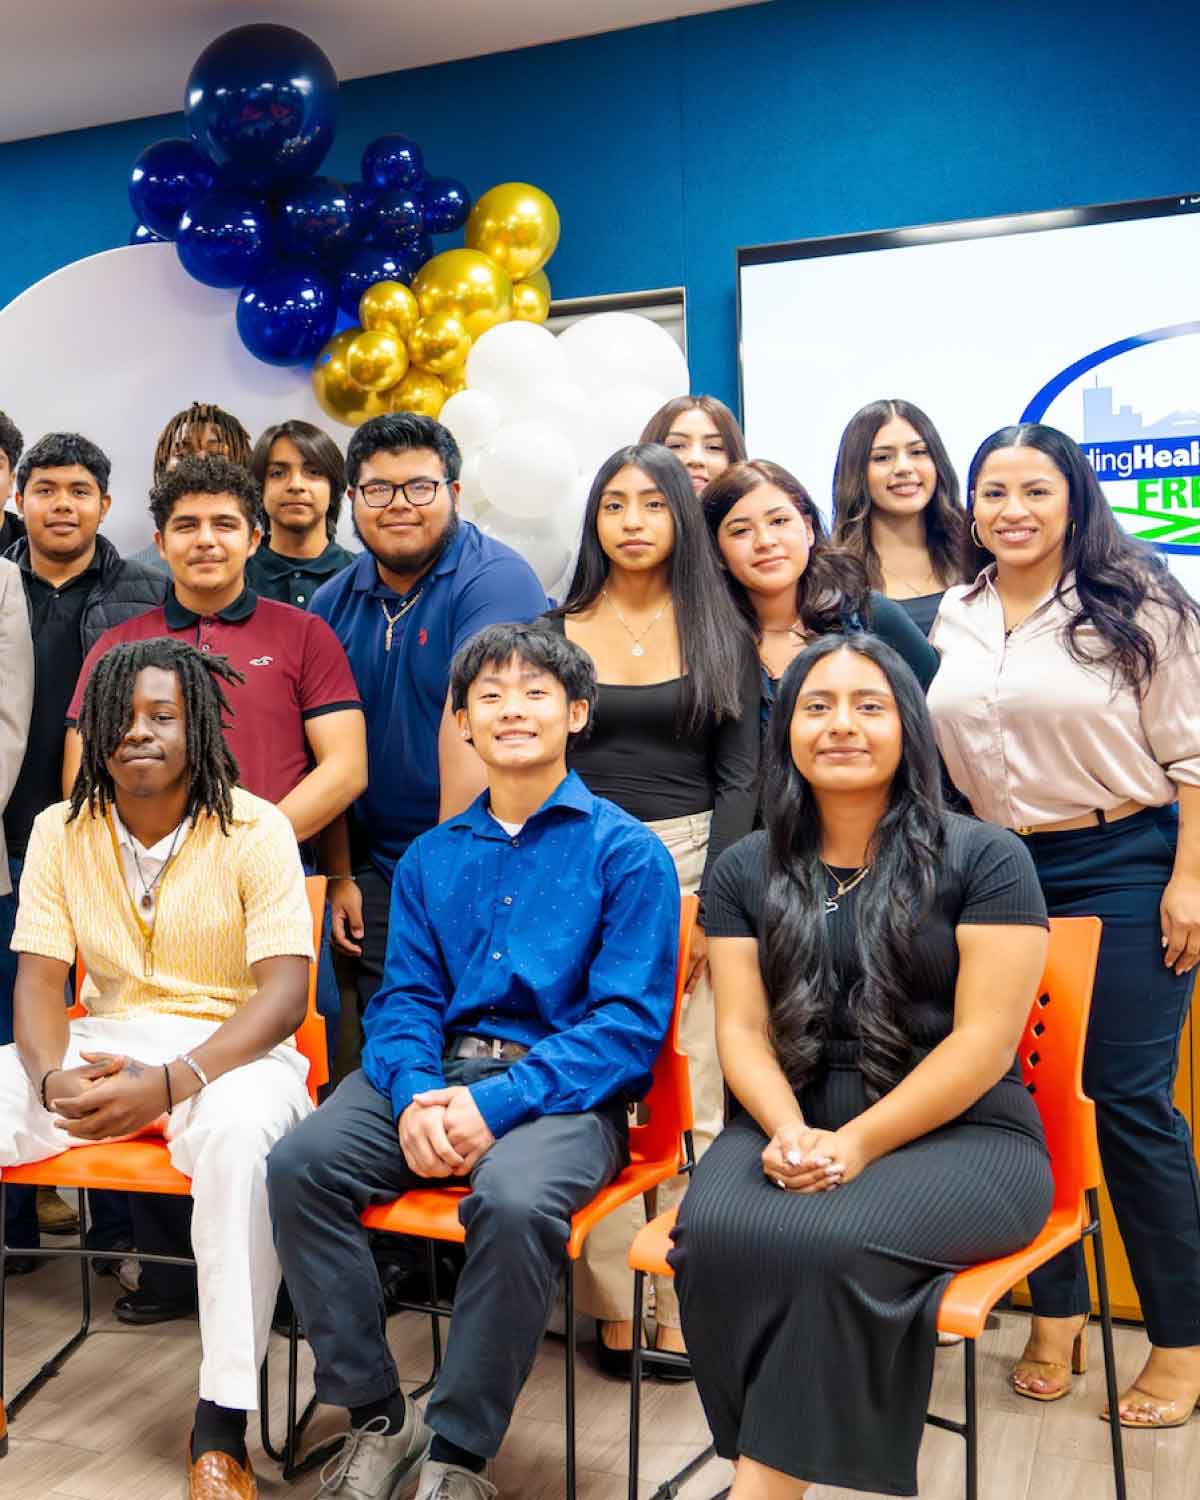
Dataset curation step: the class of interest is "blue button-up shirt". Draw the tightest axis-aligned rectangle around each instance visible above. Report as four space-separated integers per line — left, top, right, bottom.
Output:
361 772 681 1138
310 521 547 877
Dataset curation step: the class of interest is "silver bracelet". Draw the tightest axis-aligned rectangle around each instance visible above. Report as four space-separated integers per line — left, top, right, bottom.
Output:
177 1053 209 1091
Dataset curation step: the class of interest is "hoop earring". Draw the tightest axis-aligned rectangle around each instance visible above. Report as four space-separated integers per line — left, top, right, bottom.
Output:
970 520 983 547
1067 519 1077 541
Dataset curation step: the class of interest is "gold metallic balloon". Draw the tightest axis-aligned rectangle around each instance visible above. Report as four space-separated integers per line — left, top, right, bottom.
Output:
312 329 391 428
411 249 514 341
407 311 472 375
388 366 447 419
346 330 410 392
512 269 551 324
440 366 469 398
359 280 420 339
466 183 560 281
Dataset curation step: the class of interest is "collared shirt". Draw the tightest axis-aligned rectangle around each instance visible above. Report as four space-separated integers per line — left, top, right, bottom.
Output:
928 567 1200 829
246 538 356 611
311 521 547 878
110 807 188 921
67 586 361 807
360 772 681 1138
3 557 100 858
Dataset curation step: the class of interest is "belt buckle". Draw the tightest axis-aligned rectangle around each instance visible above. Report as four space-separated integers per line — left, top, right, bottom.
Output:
1016 825 1034 836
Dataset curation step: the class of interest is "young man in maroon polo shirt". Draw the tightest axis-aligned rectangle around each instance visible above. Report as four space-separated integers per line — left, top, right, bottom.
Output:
63 453 366 1321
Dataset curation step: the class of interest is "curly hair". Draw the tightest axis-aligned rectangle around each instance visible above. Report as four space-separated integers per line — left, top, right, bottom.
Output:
153 403 251 487
69 639 243 831
149 454 262 535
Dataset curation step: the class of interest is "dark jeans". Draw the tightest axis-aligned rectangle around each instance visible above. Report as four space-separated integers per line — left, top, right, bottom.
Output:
353 862 394 1015
267 1063 627 1457
1025 806 1200 1346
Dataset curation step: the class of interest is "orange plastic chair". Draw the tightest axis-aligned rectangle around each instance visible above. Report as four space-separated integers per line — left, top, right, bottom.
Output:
625 916 1127 1500
0 876 329 1458
272 895 699 1495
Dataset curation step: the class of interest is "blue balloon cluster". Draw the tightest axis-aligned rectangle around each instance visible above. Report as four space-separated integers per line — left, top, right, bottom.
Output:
127 24 472 368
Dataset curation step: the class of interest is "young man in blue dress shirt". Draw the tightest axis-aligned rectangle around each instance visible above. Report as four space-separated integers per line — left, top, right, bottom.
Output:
268 622 680 1500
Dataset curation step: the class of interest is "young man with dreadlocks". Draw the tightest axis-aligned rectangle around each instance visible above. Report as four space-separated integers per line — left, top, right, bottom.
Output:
0 638 316 1500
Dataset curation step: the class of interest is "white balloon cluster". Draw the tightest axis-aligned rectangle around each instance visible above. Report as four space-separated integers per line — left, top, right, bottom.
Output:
439 312 690 596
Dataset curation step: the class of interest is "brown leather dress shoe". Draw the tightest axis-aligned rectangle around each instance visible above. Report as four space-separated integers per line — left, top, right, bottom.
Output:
187 1449 257 1499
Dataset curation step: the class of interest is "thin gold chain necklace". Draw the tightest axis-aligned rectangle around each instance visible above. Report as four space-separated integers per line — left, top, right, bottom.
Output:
821 861 871 914
602 588 671 658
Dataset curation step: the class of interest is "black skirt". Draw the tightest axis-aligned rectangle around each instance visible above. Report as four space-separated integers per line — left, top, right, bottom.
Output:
669 1046 1053 1496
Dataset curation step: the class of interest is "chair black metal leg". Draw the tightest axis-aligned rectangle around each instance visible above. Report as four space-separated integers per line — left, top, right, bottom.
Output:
628 1268 645 1500
963 1338 978 1500
4 1190 93 1421
565 1260 577 1500
1086 1191 1127 1500
412 1238 445 1400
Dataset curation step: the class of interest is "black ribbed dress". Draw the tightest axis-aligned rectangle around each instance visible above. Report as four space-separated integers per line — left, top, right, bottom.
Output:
669 814 1055 1496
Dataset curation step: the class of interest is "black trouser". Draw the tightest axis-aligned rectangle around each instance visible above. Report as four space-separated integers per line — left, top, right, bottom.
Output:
267 1063 626 1458
1025 807 1200 1347
354 862 395 1016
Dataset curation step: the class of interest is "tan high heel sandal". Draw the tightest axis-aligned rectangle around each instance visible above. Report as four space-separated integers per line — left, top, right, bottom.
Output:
1011 1318 1088 1402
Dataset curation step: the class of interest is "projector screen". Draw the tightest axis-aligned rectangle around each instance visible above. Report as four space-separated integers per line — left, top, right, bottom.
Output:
738 193 1200 596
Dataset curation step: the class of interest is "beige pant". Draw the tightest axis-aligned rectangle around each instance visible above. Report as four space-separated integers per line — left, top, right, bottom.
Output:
576 809 725 1328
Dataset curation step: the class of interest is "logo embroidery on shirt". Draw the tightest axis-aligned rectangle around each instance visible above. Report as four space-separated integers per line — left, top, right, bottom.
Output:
418 628 428 646
249 656 274 666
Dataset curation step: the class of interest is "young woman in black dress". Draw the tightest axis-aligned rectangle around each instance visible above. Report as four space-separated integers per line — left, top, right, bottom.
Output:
830 399 965 636
671 635 1054 1497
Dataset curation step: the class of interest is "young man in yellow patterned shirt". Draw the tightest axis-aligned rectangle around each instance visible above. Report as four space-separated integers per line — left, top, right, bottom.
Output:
0 637 315 1500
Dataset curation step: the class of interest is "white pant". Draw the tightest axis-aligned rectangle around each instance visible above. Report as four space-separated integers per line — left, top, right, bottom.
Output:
0 1015 313 1410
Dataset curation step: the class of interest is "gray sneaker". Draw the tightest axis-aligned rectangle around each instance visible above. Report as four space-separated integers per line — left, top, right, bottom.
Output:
318 1406 433 1499
413 1461 497 1500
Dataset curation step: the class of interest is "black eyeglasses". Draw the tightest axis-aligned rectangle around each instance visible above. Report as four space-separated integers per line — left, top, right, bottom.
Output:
356 478 449 508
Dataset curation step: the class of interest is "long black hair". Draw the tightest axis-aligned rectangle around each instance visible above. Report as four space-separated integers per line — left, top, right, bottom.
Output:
761 633 944 1102
69 639 243 832
551 443 749 731
965 423 1200 691
831 398 965 590
702 459 870 637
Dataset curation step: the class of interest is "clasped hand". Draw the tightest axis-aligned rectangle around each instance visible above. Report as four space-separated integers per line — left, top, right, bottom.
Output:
48 1052 168 1140
399 1085 495 1178
761 1120 867 1193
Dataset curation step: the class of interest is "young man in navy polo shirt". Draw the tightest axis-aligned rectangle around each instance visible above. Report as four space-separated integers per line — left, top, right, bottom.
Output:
309 412 546 1017
268 622 680 1500
63 454 366 1322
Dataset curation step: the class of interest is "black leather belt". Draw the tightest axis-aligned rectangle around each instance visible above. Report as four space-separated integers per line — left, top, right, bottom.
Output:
451 1034 530 1061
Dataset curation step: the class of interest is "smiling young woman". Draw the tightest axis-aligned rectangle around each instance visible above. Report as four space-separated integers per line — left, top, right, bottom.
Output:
640 395 747 499
831 399 967 636
929 422 1200 1429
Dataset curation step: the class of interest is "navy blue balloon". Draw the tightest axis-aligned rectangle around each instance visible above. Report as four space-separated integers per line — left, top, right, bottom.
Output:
177 188 275 289
345 181 376 239
361 134 425 192
129 138 216 240
369 189 425 249
237 268 337 366
185 24 339 188
129 223 166 246
422 178 471 235
409 232 434 267
278 176 355 264
335 245 421 320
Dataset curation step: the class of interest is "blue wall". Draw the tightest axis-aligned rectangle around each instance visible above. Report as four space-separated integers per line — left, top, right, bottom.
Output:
1 0 1196 408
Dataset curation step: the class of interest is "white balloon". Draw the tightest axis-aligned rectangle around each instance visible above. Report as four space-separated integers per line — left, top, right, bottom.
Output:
573 382 672 478
502 379 592 463
481 510 569 591
557 312 690 401
478 420 578 520
440 389 502 458
456 450 488 519
466 321 568 408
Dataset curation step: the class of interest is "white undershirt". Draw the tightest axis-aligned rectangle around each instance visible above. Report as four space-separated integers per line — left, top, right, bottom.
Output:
111 809 188 920
488 811 525 838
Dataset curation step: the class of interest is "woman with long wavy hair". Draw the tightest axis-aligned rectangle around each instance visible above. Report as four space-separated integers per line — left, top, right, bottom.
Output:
670 634 1053 1498
702 459 937 735
830 398 966 635
546 442 759 1376
930 423 1200 1427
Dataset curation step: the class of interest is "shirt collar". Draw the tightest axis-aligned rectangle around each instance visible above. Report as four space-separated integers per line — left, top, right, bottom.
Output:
110 806 186 861
164 583 258 628
962 563 1076 617
254 540 348 579
449 770 596 839
351 518 472 598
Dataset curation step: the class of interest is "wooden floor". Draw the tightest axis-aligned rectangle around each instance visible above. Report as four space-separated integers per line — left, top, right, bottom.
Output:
2 1256 1197 1499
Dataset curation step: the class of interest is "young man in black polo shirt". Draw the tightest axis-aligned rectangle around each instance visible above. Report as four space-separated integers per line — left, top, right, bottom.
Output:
1 432 165 1266
246 419 355 610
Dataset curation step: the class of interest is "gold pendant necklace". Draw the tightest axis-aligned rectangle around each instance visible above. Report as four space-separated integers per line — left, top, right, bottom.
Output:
603 587 670 658
821 861 871 914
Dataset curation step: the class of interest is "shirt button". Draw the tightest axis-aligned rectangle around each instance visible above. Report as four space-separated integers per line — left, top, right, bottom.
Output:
510 838 519 848
503 896 513 905
491 951 502 961
200 643 211 653
297 593 306 603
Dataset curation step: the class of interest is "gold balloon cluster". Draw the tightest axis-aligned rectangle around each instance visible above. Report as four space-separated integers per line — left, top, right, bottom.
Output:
312 182 560 426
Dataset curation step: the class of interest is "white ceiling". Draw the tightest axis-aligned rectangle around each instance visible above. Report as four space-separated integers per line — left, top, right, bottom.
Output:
1 1 760 145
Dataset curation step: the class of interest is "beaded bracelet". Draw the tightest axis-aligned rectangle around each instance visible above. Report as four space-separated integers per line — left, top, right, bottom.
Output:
39 1068 60 1110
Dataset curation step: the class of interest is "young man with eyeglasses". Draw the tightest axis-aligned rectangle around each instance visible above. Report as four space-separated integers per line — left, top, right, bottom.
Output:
309 413 546 1020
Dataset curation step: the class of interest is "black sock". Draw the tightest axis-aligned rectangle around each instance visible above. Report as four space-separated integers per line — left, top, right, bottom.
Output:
350 1389 409 1435
430 1435 486 1473
191 1399 247 1464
